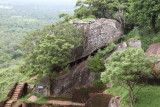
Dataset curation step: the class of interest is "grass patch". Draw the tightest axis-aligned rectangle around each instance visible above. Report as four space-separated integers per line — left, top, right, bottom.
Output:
122 26 160 51
0 67 30 101
18 94 47 104
134 85 160 107
106 85 160 107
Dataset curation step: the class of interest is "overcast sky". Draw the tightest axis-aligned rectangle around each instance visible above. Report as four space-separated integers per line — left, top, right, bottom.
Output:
0 0 78 8
0 0 77 4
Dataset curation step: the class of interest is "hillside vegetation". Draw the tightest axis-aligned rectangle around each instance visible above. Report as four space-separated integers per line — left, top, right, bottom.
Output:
0 0 160 106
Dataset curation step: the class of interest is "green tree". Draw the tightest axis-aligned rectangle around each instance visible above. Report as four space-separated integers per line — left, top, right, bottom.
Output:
59 13 71 22
74 0 113 19
101 48 153 105
74 0 129 29
20 23 83 76
129 0 160 33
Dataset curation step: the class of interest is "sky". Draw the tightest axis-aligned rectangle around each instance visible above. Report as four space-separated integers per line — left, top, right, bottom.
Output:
0 0 77 4
0 0 78 8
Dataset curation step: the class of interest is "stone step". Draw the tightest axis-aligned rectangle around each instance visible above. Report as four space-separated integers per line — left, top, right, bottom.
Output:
16 86 23 88
7 100 15 103
17 85 23 86
15 88 22 90
13 93 19 95
13 92 20 94
17 84 24 86
18 83 24 85
14 91 21 93
4 103 12 107
14 90 21 92
12 95 18 98
4 105 11 107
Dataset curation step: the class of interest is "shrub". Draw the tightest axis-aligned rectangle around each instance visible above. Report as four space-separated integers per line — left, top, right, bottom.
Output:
123 27 160 51
20 23 83 77
101 47 154 105
96 43 116 58
86 56 105 73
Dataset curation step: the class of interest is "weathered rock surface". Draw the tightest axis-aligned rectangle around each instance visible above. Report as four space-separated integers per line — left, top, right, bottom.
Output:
108 96 120 107
128 39 141 49
72 85 106 103
85 94 113 107
70 18 123 62
146 42 160 57
33 76 50 96
52 61 95 96
27 96 39 102
108 39 141 58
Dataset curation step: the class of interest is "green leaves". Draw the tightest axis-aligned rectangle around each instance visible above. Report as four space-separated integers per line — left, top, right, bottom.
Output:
101 47 154 84
87 56 105 73
20 23 83 76
128 0 160 29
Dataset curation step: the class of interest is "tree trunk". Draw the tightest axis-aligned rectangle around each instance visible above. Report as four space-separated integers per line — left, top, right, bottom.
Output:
151 15 157 33
129 90 134 106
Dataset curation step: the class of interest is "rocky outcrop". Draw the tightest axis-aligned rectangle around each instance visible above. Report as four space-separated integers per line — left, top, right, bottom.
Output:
85 94 113 107
108 39 141 58
52 61 95 96
72 85 106 103
33 76 50 96
108 96 120 107
70 18 123 62
146 42 160 57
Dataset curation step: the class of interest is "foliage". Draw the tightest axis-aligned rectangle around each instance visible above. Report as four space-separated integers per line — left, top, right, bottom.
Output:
86 56 105 84
59 13 71 22
74 0 113 19
87 56 105 73
101 47 153 105
122 27 160 50
96 43 116 58
106 85 160 107
18 94 47 103
0 5 74 71
20 23 83 76
86 43 116 84
0 68 30 101
74 0 160 33
128 0 160 32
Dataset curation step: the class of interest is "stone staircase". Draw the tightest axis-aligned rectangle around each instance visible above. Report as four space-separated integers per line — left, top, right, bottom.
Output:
4 83 26 107
12 83 24 99
4 100 16 107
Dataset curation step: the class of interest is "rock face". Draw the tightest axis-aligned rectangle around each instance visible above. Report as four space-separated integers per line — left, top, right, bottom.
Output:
128 39 141 49
108 39 141 58
72 85 106 103
146 42 160 57
108 96 120 107
85 94 113 107
33 76 50 96
70 18 123 62
52 61 95 96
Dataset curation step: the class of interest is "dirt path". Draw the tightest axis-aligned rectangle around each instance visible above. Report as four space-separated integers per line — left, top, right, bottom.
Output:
26 74 39 83
47 100 85 107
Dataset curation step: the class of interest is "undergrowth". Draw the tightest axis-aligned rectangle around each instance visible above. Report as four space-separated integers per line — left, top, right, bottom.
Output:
18 94 47 103
0 67 30 101
106 85 160 107
122 26 160 51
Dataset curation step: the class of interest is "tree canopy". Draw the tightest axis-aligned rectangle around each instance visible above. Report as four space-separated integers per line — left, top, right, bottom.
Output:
74 0 160 32
128 0 160 33
101 47 154 105
20 23 83 76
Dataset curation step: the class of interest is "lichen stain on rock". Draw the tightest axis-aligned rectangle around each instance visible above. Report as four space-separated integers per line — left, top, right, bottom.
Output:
70 18 123 62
